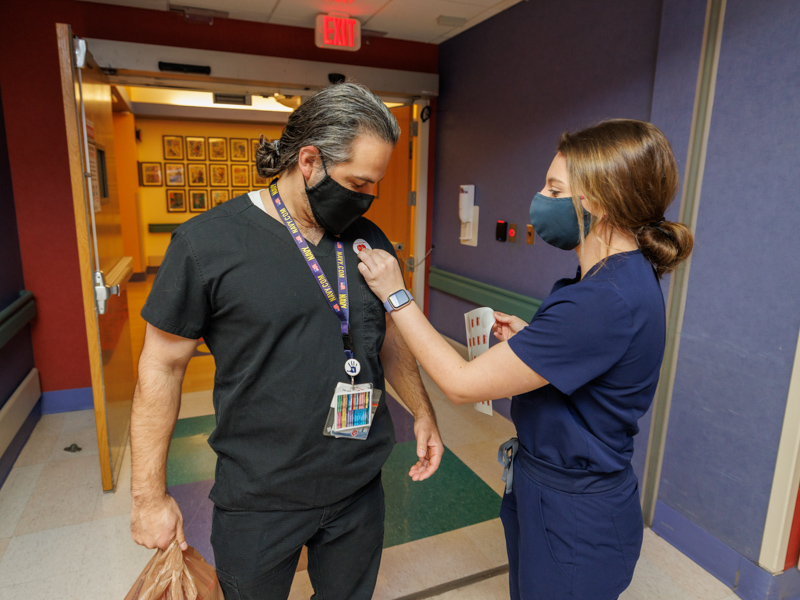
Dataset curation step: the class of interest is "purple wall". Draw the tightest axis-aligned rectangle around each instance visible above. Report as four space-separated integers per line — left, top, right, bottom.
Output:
0 83 35 410
630 0 708 489
658 0 800 562
432 0 664 481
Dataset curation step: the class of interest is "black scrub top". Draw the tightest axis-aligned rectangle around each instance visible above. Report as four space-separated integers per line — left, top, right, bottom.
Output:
507 250 666 474
142 193 397 511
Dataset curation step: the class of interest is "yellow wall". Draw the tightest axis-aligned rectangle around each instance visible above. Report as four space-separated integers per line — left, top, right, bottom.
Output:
135 118 284 264
113 112 144 273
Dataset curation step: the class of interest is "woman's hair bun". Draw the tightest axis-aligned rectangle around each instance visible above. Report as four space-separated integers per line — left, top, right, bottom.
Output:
255 135 281 178
637 220 694 277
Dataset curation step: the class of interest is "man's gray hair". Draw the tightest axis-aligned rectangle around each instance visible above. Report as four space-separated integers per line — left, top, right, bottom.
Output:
256 83 400 178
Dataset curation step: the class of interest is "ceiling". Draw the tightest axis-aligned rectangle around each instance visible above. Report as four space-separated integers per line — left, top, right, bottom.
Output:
75 0 524 44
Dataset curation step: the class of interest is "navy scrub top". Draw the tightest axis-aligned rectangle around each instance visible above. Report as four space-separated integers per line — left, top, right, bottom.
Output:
507 250 666 475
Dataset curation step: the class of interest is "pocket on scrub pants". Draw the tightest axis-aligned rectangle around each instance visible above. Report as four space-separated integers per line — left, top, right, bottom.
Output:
611 488 644 579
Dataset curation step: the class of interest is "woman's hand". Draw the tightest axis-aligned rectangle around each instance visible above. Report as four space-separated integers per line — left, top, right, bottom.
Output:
357 248 406 302
492 311 528 342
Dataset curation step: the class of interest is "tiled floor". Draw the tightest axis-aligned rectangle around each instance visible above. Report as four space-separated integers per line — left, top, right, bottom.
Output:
0 386 740 599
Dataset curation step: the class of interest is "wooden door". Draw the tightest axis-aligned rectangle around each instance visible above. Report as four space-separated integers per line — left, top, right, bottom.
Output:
363 106 415 289
57 24 135 491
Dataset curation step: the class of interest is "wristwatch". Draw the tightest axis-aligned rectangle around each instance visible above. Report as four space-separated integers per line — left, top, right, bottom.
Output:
383 289 414 313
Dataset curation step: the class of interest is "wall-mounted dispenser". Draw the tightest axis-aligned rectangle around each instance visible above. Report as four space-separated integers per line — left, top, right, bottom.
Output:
459 185 478 246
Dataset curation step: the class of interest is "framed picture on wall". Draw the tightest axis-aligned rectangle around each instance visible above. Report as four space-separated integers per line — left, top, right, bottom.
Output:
139 162 163 186
210 164 229 187
186 137 206 161
230 138 249 161
164 163 185 186
251 138 261 162
232 189 249 198
253 171 269 187
212 190 229 206
190 189 208 212
188 163 207 187
231 165 250 188
166 189 187 212
162 135 184 160
208 137 228 161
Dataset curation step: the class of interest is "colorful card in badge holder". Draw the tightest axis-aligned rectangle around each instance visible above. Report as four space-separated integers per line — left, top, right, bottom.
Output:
323 386 381 440
465 307 496 415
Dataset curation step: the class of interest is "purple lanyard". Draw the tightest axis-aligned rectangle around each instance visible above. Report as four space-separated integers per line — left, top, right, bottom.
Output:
268 179 353 360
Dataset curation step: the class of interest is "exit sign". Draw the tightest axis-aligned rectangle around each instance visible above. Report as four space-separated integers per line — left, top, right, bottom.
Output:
315 14 361 51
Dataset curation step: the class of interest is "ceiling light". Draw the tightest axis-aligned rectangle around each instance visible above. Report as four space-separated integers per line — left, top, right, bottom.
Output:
437 15 467 28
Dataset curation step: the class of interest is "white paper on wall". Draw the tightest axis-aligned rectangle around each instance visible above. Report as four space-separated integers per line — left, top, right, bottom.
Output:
464 306 496 416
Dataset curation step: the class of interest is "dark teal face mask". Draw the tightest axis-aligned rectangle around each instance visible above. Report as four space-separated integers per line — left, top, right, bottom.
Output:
529 193 593 250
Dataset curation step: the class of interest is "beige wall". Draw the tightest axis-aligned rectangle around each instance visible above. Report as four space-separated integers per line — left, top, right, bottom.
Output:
135 118 284 265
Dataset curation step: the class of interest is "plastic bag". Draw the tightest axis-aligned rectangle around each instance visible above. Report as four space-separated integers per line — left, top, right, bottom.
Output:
125 541 223 600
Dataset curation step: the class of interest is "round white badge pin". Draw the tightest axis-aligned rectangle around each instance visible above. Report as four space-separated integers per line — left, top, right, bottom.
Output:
345 358 361 377
353 239 372 255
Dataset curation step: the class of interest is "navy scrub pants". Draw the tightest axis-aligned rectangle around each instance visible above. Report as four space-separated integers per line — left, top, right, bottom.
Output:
500 447 643 600
211 474 384 600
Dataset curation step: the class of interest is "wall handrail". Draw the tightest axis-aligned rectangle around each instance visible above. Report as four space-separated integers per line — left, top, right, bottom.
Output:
428 266 542 321
0 291 36 351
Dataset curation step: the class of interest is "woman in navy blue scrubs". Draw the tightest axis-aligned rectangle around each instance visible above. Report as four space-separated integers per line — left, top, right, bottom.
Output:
358 119 694 599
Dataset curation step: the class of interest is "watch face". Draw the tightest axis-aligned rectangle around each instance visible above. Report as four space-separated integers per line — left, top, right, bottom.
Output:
390 290 409 308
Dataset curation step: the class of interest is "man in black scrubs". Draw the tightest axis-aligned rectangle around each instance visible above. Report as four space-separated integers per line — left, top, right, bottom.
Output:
129 83 443 600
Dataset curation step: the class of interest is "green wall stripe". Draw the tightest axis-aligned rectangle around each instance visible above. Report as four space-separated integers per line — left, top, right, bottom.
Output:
428 266 542 321
149 223 180 233
0 291 36 351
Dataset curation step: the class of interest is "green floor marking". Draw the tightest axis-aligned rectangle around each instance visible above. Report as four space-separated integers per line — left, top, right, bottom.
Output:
167 415 217 487
382 441 502 548
167 419 503 548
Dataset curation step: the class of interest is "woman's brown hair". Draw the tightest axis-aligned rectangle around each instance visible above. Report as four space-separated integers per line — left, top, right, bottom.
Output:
557 119 693 278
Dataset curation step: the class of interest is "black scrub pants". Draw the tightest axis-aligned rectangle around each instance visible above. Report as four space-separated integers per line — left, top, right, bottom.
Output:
211 474 385 600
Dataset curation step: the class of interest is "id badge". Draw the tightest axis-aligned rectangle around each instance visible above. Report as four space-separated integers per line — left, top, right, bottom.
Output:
323 383 380 441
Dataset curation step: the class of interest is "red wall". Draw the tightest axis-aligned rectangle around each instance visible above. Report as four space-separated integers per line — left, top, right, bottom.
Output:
0 1 438 394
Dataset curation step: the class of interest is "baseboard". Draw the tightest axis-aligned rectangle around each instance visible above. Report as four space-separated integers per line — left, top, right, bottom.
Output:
40 386 93 414
0 368 41 459
129 272 147 282
652 500 800 599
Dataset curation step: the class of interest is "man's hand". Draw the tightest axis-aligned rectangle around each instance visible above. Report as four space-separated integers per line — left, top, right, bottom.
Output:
409 414 444 482
131 493 187 551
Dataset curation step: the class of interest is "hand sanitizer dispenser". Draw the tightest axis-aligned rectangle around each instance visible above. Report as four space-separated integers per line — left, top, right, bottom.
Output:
459 185 478 246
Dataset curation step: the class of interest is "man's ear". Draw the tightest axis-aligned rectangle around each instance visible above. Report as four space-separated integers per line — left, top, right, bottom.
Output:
298 146 321 182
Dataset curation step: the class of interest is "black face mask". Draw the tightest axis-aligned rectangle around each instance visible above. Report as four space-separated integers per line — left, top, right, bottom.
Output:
304 159 375 235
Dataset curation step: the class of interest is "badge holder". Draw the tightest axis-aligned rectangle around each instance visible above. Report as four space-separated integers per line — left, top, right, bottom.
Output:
322 359 380 440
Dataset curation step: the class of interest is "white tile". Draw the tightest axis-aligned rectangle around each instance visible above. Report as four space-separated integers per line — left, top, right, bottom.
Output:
0 522 92 587
0 572 78 600
375 527 496 599
94 443 133 519
33 413 66 435
0 464 44 537
640 529 733 600
179 389 215 419
13 457 101 535
49 425 99 462
621 555 700 600
81 514 155 575
60 410 95 432
11 427 59 467
426 572 510 600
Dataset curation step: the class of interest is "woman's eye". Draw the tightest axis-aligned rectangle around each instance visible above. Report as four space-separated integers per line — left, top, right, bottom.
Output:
548 189 559 196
